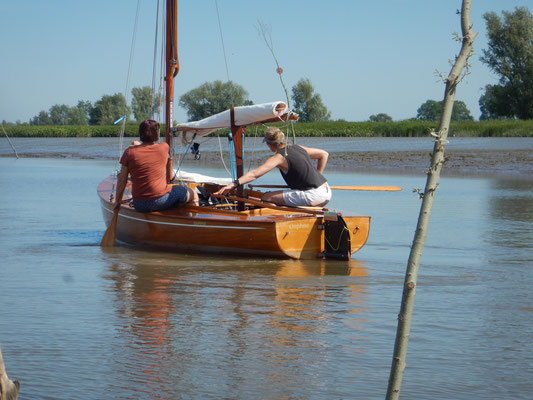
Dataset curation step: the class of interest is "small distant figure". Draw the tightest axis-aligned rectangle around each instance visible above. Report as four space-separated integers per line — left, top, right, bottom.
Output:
215 126 331 207
191 142 201 160
114 120 198 213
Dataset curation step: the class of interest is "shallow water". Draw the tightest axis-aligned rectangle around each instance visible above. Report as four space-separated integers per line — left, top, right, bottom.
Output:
2 136 533 159
1 140 532 399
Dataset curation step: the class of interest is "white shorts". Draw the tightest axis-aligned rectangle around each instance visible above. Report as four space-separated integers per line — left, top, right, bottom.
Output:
283 183 331 207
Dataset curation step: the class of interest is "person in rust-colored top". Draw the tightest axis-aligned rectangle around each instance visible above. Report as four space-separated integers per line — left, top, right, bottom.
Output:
114 120 198 213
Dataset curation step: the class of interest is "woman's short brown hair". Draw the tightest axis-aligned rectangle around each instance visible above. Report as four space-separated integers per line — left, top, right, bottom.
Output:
263 126 285 145
139 120 160 143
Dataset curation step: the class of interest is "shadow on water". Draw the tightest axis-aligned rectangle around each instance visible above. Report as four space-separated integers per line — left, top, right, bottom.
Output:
486 179 533 252
488 179 533 222
55 229 105 245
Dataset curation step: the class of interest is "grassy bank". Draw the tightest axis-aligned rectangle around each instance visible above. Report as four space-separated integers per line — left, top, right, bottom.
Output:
3 120 533 137
2 124 140 137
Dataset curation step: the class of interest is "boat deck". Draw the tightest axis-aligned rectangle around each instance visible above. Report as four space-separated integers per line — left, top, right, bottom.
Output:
98 175 370 259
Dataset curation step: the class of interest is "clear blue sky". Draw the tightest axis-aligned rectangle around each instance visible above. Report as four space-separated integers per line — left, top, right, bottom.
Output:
0 0 530 124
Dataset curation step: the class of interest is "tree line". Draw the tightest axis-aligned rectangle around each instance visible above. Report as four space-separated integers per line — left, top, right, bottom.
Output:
28 87 156 126
11 6 532 127
22 77 476 127
25 78 331 126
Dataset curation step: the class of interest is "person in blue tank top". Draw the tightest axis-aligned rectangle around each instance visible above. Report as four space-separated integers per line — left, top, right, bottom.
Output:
215 127 331 207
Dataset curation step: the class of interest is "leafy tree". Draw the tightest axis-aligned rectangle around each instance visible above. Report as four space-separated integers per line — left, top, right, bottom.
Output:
30 110 52 125
132 86 154 122
416 100 441 121
49 104 70 125
30 100 92 125
67 106 89 125
452 102 474 121
369 113 393 122
479 85 513 120
480 7 533 119
76 100 93 120
179 80 252 121
291 78 330 122
417 99 473 121
90 93 130 125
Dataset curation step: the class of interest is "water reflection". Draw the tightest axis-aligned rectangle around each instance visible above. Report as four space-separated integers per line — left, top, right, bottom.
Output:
101 248 369 397
102 250 178 398
272 259 368 335
489 179 533 222
486 179 533 253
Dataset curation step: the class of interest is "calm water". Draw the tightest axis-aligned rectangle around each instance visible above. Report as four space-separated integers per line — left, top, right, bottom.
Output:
1 138 532 399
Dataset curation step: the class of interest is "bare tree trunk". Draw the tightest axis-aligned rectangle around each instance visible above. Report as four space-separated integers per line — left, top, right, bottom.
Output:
385 1 477 399
0 347 20 400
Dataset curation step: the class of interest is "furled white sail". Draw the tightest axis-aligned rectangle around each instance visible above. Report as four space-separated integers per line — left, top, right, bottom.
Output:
175 101 293 141
172 169 232 185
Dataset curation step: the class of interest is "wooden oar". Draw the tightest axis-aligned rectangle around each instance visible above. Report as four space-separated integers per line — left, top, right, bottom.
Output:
330 185 402 191
100 177 127 246
248 184 402 191
100 207 120 247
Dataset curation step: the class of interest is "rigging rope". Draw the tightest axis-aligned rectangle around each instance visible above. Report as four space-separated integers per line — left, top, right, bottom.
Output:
172 133 196 181
157 3 165 124
246 125 261 172
324 225 351 252
117 0 142 167
257 20 297 151
150 0 161 119
217 135 232 176
215 0 233 106
257 21 292 111
213 0 238 179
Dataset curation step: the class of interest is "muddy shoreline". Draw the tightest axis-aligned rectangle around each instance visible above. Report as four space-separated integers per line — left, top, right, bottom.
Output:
327 149 533 178
3 148 532 180
180 148 533 180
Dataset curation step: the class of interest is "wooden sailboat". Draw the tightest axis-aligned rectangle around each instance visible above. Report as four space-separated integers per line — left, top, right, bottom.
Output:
98 0 370 260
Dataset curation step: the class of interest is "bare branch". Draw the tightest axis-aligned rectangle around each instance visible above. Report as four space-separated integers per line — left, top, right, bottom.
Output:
385 1 477 399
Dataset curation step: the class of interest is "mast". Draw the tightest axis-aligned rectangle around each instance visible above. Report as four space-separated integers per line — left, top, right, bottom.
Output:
165 0 178 181
230 107 246 211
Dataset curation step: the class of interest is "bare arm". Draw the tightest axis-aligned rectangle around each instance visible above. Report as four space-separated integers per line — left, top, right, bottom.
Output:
301 146 329 173
114 166 129 211
214 154 285 195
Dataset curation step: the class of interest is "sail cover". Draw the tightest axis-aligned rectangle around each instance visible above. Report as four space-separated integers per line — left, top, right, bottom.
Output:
172 169 232 185
175 101 295 140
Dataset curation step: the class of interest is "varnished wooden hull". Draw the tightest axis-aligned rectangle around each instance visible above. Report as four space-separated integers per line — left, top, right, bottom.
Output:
98 176 370 259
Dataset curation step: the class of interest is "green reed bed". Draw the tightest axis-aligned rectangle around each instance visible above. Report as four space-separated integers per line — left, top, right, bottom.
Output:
3 125 140 137
4 120 533 137
279 120 533 137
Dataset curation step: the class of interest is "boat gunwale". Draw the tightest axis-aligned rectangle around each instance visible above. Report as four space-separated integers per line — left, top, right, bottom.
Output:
98 175 341 223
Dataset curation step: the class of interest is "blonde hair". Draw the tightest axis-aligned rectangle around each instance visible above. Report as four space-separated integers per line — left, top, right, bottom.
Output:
263 127 285 145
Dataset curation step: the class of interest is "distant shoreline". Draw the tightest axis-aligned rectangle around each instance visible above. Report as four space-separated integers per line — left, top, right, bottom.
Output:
3 148 531 180
3 119 533 138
